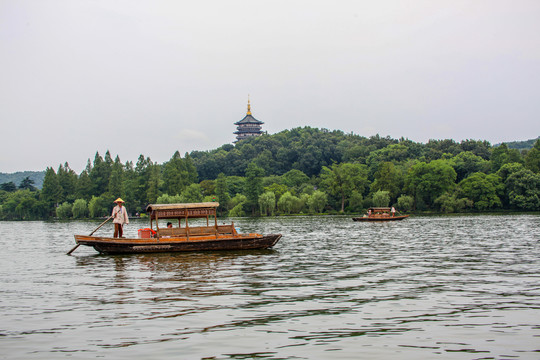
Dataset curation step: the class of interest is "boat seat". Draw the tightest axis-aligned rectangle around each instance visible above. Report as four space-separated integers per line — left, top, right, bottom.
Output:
158 225 238 237
158 227 188 237
217 224 237 235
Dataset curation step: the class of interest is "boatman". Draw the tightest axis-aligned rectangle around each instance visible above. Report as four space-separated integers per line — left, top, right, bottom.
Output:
112 198 129 238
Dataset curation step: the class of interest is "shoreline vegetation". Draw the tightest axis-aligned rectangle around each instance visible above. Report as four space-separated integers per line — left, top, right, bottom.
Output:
1 127 539 221
8 209 540 222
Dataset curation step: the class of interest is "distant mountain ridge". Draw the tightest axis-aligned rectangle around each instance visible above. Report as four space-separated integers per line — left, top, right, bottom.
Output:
0 171 45 189
500 137 539 151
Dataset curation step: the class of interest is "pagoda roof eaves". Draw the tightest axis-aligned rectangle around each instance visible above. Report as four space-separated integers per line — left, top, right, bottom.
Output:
234 114 264 125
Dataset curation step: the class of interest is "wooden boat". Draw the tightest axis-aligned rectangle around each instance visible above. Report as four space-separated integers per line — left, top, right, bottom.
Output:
74 202 282 254
352 207 409 222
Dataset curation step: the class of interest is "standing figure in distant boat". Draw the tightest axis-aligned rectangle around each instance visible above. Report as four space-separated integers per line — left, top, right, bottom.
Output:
391 206 396 217
112 198 129 238
368 209 371 216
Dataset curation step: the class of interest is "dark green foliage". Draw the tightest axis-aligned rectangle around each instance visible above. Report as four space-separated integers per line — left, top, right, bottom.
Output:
404 160 457 210
89 152 110 196
505 169 540 210
524 139 540 173
244 162 265 215
320 162 369 212
1 128 538 220
458 173 503 210
191 127 397 180
18 177 36 191
1 182 17 192
40 167 61 215
0 171 45 190
215 173 230 215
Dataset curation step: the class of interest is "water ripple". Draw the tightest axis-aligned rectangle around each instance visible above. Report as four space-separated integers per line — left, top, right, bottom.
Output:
0 215 539 359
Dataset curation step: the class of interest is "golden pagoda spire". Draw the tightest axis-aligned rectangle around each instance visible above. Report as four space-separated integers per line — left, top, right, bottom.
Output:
246 95 252 115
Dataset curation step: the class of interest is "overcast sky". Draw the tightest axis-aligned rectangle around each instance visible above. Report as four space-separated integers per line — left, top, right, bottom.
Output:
1 0 539 173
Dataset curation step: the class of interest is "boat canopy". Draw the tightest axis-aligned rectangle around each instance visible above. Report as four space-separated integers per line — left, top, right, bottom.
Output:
146 202 220 220
368 207 392 212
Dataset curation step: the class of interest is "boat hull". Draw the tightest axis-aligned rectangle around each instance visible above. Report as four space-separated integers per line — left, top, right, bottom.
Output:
74 234 282 254
352 215 409 222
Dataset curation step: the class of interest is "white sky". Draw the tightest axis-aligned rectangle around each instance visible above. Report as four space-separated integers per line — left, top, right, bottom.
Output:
1 0 539 173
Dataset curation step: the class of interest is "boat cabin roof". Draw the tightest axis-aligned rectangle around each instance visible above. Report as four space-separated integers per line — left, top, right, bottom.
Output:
368 207 393 212
146 202 220 220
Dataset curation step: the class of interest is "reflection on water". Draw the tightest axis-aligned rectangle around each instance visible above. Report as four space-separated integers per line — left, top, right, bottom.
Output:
0 215 539 359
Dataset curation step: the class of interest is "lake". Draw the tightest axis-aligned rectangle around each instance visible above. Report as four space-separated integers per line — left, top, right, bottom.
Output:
1 215 539 359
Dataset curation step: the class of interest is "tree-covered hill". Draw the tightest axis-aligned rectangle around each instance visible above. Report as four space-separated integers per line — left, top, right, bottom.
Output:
501 137 540 151
189 127 495 180
1 126 539 220
0 171 45 190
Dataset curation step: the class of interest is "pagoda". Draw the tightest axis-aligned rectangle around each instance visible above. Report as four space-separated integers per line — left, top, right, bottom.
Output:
234 98 264 142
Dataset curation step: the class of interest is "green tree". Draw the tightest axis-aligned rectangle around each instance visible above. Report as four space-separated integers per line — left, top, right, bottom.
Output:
497 163 525 183
146 162 161 205
3 190 45 220
122 161 139 212
72 199 88 219
15 197 36 219
306 190 328 213
320 162 369 212
458 173 503 210
229 194 247 217
18 177 36 191
156 193 183 204
370 162 401 201
277 191 298 214
244 162 265 215
162 151 197 196
134 155 151 204
88 195 109 218
56 202 73 219
282 169 309 189
404 160 457 210
0 182 17 192
215 173 230 214
259 191 276 216
40 167 61 215
491 144 509 172
199 180 215 196
57 162 77 202
495 162 525 207
505 169 540 210
397 195 414 212
179 184 203 203
264 183 289 201
372 190 391 207
434 192 473 213
76 160 94 200
366 143 412 176
108 156 124 197
460 139 492 160
524 139 540 173
450 151 489 182
347 190 363 212
225 176 245 197
89 152 111 196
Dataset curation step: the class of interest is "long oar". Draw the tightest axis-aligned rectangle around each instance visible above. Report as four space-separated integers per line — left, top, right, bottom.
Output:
67 215 113 255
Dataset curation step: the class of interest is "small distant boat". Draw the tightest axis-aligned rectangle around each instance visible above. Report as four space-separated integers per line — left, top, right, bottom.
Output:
352 207 409 222
74 202 282 254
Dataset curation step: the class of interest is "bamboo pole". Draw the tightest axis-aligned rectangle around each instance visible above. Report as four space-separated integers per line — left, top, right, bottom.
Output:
67 215 113 255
